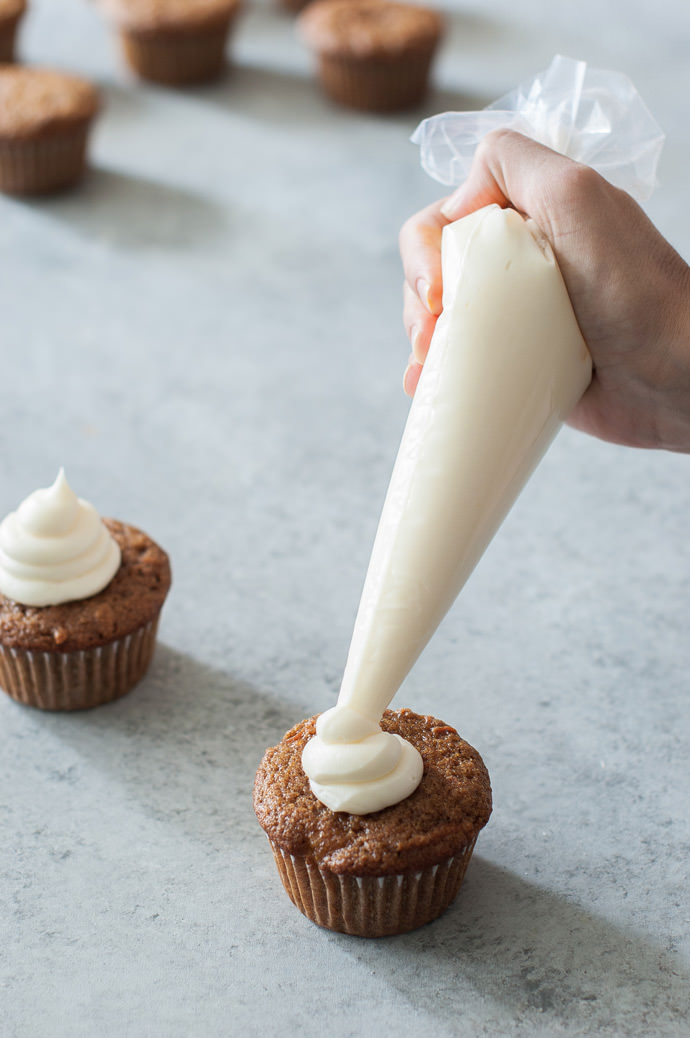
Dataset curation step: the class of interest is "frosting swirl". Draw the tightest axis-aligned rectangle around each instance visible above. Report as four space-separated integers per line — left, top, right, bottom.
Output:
0 470 121 607
301 704 423 814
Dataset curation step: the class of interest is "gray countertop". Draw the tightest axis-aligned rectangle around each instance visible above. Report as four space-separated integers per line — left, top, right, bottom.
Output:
1 0 689 1035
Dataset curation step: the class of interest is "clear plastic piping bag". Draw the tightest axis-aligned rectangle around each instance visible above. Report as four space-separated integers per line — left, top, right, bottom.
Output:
411 55 664 202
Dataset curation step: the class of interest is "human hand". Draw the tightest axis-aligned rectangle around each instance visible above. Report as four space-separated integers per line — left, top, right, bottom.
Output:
400 129 690 452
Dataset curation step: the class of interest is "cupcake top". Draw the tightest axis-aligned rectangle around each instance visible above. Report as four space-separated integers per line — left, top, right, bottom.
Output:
302 702 423 813
100 0 241 31
0 471 171 652
0 471 120 608
254 709 492 875
0 65 100 139
0 517 171 652
298 0 443 58
0 0 26 20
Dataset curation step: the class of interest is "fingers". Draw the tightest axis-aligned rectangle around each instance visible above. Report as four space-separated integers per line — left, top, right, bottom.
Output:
403 281 435 364
439 129 575 242
398 133 585 400
403 358 423 397
398 196 449 317
399 197 449 393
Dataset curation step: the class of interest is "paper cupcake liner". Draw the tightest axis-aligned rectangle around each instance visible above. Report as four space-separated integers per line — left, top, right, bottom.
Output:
276 0 311 14
316 49 436 113
269 836 477 937
0 122 92 195
0 14 22 62
119 20 237 85
0 616 160 711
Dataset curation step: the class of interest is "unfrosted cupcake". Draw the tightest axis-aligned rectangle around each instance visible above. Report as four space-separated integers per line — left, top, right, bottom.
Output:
0 65 100 195
254 708 491 937
99 0 243 85
297 0 443 113
0 471 171 711
276 0 309 15
0 0 26 62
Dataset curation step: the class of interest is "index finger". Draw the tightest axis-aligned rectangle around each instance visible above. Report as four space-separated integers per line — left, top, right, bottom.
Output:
398 197 449 316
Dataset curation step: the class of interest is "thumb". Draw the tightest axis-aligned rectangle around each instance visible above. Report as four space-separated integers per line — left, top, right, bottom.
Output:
439 129 575 236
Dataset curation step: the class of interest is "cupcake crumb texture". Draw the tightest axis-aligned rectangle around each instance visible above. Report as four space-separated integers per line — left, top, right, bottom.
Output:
254 708 492 876
0 519 171 653
0 66 99 138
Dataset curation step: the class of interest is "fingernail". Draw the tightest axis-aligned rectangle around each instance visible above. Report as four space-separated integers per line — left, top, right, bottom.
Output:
440 186 465 220
410 325 422 362
416 278 433 312
403 357 421 397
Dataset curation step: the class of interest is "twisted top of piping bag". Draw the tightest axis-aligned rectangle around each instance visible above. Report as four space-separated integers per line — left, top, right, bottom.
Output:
412 54 664 202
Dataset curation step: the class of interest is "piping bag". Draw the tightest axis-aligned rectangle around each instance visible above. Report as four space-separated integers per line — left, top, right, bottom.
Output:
303 57 664 813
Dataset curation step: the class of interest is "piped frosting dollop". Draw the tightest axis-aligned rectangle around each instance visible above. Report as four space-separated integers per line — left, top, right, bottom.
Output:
301 704 423 814
0 469 121 607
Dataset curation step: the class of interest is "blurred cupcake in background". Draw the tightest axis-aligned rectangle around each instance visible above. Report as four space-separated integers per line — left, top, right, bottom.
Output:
275 0 310 16
298 0 444 113
0 64 100 194
0 0 26 63
99 0 243 85
0 470 171 711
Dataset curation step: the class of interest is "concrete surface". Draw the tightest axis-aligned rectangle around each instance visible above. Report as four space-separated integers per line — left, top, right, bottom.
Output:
1 0 688 1035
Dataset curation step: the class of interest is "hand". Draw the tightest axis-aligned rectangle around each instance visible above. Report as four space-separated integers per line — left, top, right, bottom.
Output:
400 129 690 452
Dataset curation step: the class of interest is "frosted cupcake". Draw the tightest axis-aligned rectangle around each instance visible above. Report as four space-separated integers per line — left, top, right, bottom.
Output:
254 707 491 937
0 470 171 711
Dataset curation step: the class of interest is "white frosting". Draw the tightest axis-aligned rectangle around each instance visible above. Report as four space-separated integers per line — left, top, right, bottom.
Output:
0 470 121 607
301 705 423 814
303 205 592 815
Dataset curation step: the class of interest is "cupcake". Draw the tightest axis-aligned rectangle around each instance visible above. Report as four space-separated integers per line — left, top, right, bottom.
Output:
0 65 100 195
99 0 243 86
0 0 26 63
275 0 310 16
297 0 444 113
253 708 491 937
0 471 171 711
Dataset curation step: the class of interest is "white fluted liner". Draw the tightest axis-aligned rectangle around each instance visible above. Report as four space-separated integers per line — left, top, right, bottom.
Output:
0 617 160 710
315 47 437 114
269 836 477 937
0 15 21 61
119 18 238 86
0 126 91 195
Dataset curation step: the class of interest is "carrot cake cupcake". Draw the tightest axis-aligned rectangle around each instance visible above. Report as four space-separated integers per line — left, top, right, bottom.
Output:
275 0 309 16
0 65 99 194
99 0 243 85
297 0 444 113
254 707 491 937
0 470 171 710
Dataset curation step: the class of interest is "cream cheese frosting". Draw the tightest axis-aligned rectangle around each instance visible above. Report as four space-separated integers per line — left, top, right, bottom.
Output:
302 204 592 815
301 704 423 814
0 469 121 607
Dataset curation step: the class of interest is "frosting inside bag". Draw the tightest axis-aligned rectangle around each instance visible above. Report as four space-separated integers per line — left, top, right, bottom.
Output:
303 55 662 816
303 206 592 814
